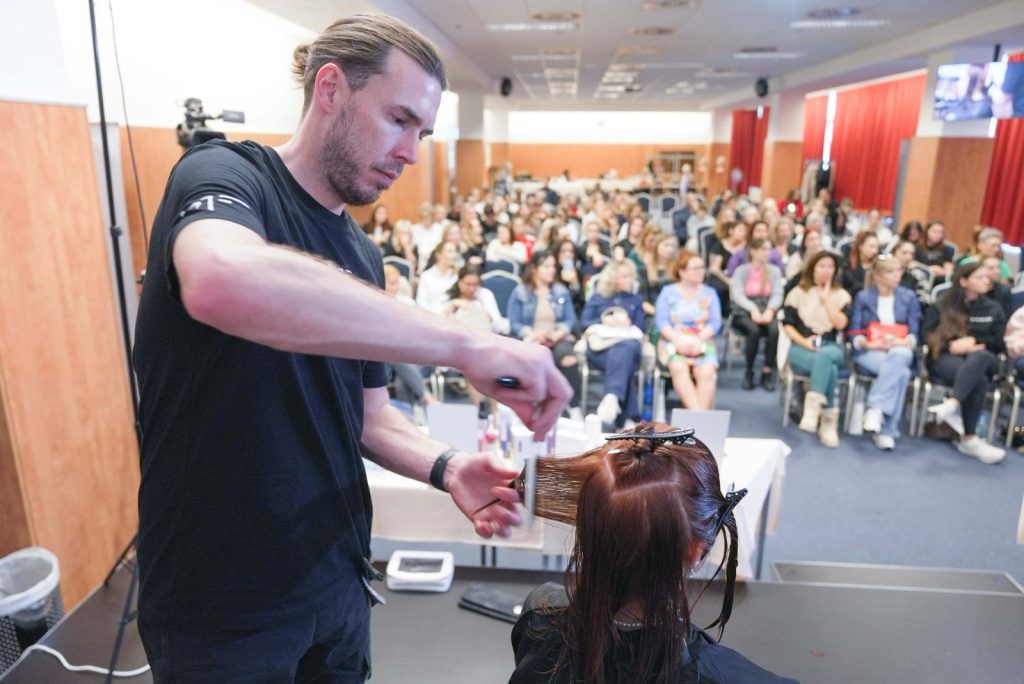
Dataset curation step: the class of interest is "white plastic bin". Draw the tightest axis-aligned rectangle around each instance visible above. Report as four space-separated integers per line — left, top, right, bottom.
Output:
0 547 62 669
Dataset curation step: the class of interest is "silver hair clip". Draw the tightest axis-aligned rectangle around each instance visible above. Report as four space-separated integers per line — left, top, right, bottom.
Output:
605 428 696 446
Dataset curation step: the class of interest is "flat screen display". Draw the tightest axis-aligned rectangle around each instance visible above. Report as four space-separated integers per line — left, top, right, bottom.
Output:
933 61 1024 121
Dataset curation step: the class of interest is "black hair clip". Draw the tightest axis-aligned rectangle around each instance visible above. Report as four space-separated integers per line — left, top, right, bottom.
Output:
605 427 696 446
709 487 748 540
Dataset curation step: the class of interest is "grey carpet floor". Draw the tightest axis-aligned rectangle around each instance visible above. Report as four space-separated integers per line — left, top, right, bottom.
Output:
373 362 1024 584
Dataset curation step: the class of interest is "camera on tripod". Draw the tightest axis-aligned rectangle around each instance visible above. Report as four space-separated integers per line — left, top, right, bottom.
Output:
176 97 245 148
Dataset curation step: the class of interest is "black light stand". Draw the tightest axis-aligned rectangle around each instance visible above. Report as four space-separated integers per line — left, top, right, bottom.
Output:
86 1 145 682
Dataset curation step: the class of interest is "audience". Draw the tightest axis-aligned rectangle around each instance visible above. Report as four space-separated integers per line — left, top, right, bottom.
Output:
782 251 851 448
655 249 723 410
923 262 1007 464
373 178 1021 464
508 250 582 414
580 260 647 428
849 257 921 451
730 238 783 391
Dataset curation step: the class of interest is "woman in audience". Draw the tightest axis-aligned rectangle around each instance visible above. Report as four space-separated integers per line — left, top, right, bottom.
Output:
442 265 503 417
770 217 798 274
730 239 783 392
981 254 1015 318
849 256 921 451
923 262 1006 464
915 221 956 281
707 220 747 314
415 241 460 313
553 238 586 313
960 226 1012 283
785 227 821 282
485 222 527 266
382 219 419 267
510 422 797 684
725 220 784 276
782 251 851 448
643 234 680 314
361 203 393 247
579 219 612 282
383 265 434 414
508 250 582 414
1004 308 1024 454
887 220 923 254
842 230 880 296
617 215 647 254
580 260 647 427
892 239 932 304
655 249 723 410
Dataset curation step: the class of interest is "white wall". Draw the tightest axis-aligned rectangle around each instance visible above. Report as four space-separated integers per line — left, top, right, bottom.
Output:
767 90 806 141
507 111 712 144
53 0 314 133
0 0 76 105
711 109 731 142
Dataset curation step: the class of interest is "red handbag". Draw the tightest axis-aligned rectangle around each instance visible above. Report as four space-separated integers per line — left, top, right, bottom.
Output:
867 321 909 342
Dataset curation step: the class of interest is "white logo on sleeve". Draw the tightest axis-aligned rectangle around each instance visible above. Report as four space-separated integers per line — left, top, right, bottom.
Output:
178 194 252 219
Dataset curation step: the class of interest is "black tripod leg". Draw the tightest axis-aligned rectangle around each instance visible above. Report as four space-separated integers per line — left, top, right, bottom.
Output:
103 535 137 586
105 561 140 684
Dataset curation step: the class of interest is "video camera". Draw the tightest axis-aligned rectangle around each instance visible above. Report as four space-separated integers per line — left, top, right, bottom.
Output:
176 97 246 149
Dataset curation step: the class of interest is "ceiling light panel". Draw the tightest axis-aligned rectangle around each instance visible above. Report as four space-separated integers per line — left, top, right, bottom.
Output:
486 22 579 32
790 19 889 28
642 0 701 8
629 26 676 36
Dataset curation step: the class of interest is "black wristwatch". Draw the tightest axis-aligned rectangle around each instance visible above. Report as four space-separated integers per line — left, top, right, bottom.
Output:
429 447 458 492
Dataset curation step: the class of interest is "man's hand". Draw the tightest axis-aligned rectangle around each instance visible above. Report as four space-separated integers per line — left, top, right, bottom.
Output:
445 453 523 538
460 333 573 439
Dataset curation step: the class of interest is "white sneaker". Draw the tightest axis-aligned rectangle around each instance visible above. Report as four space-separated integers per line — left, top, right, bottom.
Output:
956 437 1006 465
928 400 963 435
596 393 621 425
872 433 895 451
862 408 883 434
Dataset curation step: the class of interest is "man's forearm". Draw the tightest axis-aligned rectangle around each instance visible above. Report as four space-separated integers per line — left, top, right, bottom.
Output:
361 401 448 485
180 231 482 367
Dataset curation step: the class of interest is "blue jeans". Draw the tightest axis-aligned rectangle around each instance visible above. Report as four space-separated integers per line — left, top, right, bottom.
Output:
587 338 642 422
788 341 844 407
855 346 913 437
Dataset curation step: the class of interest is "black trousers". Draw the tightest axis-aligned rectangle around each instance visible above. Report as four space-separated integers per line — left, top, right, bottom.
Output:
731 310 778 373
929 350 998 436
138 579 372 683
550 338 582 408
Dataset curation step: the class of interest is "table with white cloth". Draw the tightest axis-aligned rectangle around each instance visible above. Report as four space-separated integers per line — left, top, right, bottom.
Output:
368 437 789 579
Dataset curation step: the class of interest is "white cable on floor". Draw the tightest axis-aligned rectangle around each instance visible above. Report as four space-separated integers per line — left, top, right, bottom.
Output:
20 644 151 677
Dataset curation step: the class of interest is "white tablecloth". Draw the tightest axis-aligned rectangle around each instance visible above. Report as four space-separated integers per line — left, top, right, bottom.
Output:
368 437 789 578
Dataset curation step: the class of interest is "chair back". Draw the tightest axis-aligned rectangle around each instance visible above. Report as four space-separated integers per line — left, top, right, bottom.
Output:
660 194 679 215
699 229 716 264
383 255 412 281
930 281 952 304
483 259 519 276
836 238 853 260
1010 284 1024 315
634 193 653 215
481 271 521 319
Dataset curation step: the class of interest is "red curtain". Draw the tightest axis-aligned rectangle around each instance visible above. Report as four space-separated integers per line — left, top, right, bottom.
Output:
982 52 1024 244
728 107 770 195
830 73 926 211
802 95 828 162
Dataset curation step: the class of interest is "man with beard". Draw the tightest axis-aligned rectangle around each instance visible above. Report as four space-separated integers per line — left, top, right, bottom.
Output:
133 13 571 682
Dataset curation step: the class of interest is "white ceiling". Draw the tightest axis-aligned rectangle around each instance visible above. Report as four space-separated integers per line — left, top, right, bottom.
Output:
245 0 1024 109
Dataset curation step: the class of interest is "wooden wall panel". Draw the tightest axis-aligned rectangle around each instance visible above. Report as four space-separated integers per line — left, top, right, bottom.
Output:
455 139 486 195
897 136 939 229
706 142 732 199
929 137 994 248
349 138 433 225
502 143 707 184
1 101 139 607
761 141 804 201
433 141 449 208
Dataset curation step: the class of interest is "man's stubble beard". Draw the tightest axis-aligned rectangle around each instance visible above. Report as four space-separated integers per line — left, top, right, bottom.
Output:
320 105 381 206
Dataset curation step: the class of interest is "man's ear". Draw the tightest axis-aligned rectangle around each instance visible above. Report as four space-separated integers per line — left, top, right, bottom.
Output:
312 62 350 114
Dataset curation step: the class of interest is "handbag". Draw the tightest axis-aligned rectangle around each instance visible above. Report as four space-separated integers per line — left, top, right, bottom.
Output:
584 323 643 352
867 321 909 342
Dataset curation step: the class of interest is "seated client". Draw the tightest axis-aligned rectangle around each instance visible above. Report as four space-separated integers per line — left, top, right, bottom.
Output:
510 422 798 684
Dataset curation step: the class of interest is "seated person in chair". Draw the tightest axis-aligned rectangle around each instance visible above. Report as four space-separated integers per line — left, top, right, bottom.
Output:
922 262 1006 465
730 238 783 392
782 251 851 449
509 422 798 684
655 249 723 410
849 256 921 451
580 260 647 427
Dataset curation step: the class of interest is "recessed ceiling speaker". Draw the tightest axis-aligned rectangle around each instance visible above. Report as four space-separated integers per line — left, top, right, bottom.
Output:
500 77 513 97
755 77 769 98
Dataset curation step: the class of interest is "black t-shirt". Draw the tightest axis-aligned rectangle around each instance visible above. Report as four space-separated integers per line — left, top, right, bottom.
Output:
510 583 798 684
915 242 955 268
133 140 389 628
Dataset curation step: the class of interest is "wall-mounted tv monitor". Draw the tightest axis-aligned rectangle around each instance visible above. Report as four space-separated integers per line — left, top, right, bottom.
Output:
933 61 1024 121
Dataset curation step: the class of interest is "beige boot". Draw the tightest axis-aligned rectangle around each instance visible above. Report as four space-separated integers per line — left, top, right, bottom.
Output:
799 391 826 432
818 407 840 448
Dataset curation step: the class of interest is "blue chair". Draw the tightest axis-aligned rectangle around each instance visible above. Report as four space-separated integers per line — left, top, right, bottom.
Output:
634 193 653 215
383 255 412 281
660 194 679 215
483 259 519 276
481 271 521 320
